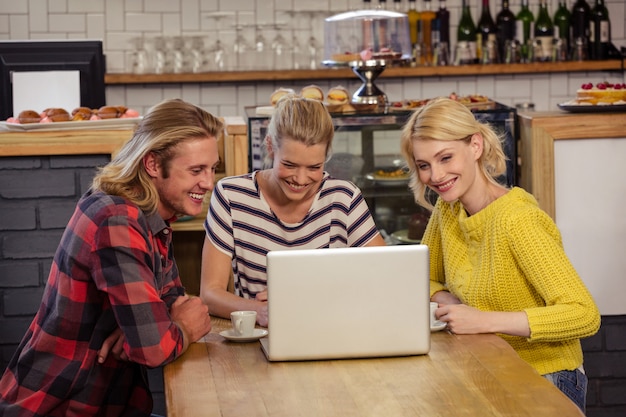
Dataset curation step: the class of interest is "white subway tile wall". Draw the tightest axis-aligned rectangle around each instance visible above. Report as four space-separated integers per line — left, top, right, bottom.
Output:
0 0 624 116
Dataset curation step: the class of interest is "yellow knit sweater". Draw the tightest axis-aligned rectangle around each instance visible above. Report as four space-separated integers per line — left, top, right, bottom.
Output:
425 187 600 375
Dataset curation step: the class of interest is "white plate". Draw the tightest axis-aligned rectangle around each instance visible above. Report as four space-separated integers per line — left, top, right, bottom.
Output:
390 229 421 245
0 117 142 132
219 328 268 342
430 320 447 332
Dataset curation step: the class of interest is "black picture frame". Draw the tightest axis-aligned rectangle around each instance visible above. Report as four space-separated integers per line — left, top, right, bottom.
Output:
0 40 106 120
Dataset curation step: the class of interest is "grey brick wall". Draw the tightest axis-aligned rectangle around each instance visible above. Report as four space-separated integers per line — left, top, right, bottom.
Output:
0 154 624 417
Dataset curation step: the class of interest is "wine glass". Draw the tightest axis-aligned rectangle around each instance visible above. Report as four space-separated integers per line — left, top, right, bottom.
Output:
254 25 270 70
271 24 292 70
233 25 254 70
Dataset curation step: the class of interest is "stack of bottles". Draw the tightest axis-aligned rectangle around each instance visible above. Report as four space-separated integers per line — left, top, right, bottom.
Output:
368 0 614 66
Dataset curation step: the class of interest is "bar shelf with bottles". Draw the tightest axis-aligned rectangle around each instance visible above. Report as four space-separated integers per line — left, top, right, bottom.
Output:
106 0 623 86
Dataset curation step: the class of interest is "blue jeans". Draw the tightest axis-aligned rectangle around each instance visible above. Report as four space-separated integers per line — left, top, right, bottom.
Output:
543 368 587 414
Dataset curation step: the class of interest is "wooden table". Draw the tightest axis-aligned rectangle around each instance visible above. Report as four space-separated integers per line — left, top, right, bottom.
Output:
164 317 584 417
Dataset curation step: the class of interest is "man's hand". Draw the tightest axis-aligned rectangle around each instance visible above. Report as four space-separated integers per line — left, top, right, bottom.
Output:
97 327 128 364
170 295 212 349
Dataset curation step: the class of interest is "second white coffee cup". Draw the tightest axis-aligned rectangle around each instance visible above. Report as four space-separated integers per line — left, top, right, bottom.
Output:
231 310 257 337
430 302 438 326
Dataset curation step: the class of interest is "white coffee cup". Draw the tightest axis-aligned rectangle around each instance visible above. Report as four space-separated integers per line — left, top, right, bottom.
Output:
230 310 257 337
430 302 438 326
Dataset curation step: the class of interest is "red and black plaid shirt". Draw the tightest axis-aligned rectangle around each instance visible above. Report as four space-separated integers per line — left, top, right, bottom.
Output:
0 190 186 416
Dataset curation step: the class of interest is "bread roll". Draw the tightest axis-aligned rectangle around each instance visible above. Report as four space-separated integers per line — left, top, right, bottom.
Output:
300 85 324 101
72 107 93 121
18 110 41 124
327 86 350 106
270 88 296 106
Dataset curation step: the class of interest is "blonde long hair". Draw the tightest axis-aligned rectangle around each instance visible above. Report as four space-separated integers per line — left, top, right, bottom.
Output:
92 99 223 214
400 97 507 209
265 95 335 165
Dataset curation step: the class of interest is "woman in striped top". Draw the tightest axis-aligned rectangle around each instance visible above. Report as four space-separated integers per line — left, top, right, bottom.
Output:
200 95 386 326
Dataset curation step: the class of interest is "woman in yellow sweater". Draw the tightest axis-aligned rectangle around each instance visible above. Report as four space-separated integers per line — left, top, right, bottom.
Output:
400 97 600 413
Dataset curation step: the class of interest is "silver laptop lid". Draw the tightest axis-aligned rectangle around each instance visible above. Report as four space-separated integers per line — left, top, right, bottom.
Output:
262 244 430 361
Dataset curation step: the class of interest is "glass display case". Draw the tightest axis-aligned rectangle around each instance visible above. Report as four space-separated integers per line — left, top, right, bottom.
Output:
245 104 517 242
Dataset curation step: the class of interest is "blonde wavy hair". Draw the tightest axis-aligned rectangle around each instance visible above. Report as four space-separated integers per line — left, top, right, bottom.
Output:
92 99 223 214
265 95 335 166
400 97 507 210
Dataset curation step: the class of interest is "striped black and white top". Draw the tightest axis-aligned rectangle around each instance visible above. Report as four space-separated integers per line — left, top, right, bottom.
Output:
204 171 380 298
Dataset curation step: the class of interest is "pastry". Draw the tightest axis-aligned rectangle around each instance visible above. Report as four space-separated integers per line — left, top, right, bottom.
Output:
270 88 296 106
407 211 429 241
97 105 120 119
326 86 350 106
300 85 324 101
43 108 70 122
71 107 93 121
18 110 41 124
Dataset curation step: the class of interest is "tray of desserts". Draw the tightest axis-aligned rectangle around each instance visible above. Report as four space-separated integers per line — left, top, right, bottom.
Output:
389 94 496 112
365 166 410 185
1 106 141 132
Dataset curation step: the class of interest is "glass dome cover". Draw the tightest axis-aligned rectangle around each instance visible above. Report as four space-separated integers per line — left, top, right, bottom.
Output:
323 9 411 66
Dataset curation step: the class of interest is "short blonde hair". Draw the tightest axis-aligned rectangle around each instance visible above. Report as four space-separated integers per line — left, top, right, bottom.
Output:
265 95 334 165
400 97 507 209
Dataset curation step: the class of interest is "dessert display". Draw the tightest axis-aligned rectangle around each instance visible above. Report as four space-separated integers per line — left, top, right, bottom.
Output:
573 82 626 105
390 93 495 111
4 106 140 125
322 10 412 66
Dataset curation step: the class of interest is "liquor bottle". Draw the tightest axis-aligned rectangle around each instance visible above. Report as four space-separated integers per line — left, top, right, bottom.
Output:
570 0 591 57
363 0 373 9
516 0 535 61
534 0 554 62
457 0 477 64
477 0 498 63
407 0 421 48
435 0 450 45
393 0 403 11
418 0 436 65
496 0 516 63
554 1 571 54
589 0 610 60
377 0 388 10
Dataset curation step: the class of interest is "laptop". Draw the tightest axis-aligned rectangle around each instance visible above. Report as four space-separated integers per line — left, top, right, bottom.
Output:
260 244 431 361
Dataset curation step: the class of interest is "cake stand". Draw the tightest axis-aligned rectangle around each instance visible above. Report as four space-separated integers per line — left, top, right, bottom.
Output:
350 59 388 109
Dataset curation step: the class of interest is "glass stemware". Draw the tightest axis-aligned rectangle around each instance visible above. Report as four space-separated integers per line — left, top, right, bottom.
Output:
271 24 292 70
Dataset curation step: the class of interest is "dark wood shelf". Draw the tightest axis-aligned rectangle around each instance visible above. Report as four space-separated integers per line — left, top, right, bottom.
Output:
105 60 624 85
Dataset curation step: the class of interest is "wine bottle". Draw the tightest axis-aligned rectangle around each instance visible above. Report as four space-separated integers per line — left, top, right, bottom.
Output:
435 0 450 45
534 0 554 62
457 0 478 64
516 0 534 62
496 0 516 63
590 0 610 60
554 1 571 54
377 0 388 10
407 0 421 48
392 0 403 12
419 0 436 65
477 0 498 63
363 0 373 9
570 0 591 57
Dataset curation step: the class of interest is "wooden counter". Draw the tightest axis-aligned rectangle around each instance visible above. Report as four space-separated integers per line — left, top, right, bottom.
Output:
164 317 584 417
518 110 626 219
518 110 626 316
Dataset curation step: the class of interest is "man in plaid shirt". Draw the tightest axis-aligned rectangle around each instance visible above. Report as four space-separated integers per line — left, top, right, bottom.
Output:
0 99 220 416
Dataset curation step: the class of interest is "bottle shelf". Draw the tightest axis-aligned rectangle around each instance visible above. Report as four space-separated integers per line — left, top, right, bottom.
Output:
105 60 623 85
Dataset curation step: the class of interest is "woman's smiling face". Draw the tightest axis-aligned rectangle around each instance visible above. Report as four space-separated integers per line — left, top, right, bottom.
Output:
412 135 482 205
269 137 327 202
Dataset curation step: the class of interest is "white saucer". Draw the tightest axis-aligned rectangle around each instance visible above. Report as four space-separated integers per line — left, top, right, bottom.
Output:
219 328 268 342
430 321 447 332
